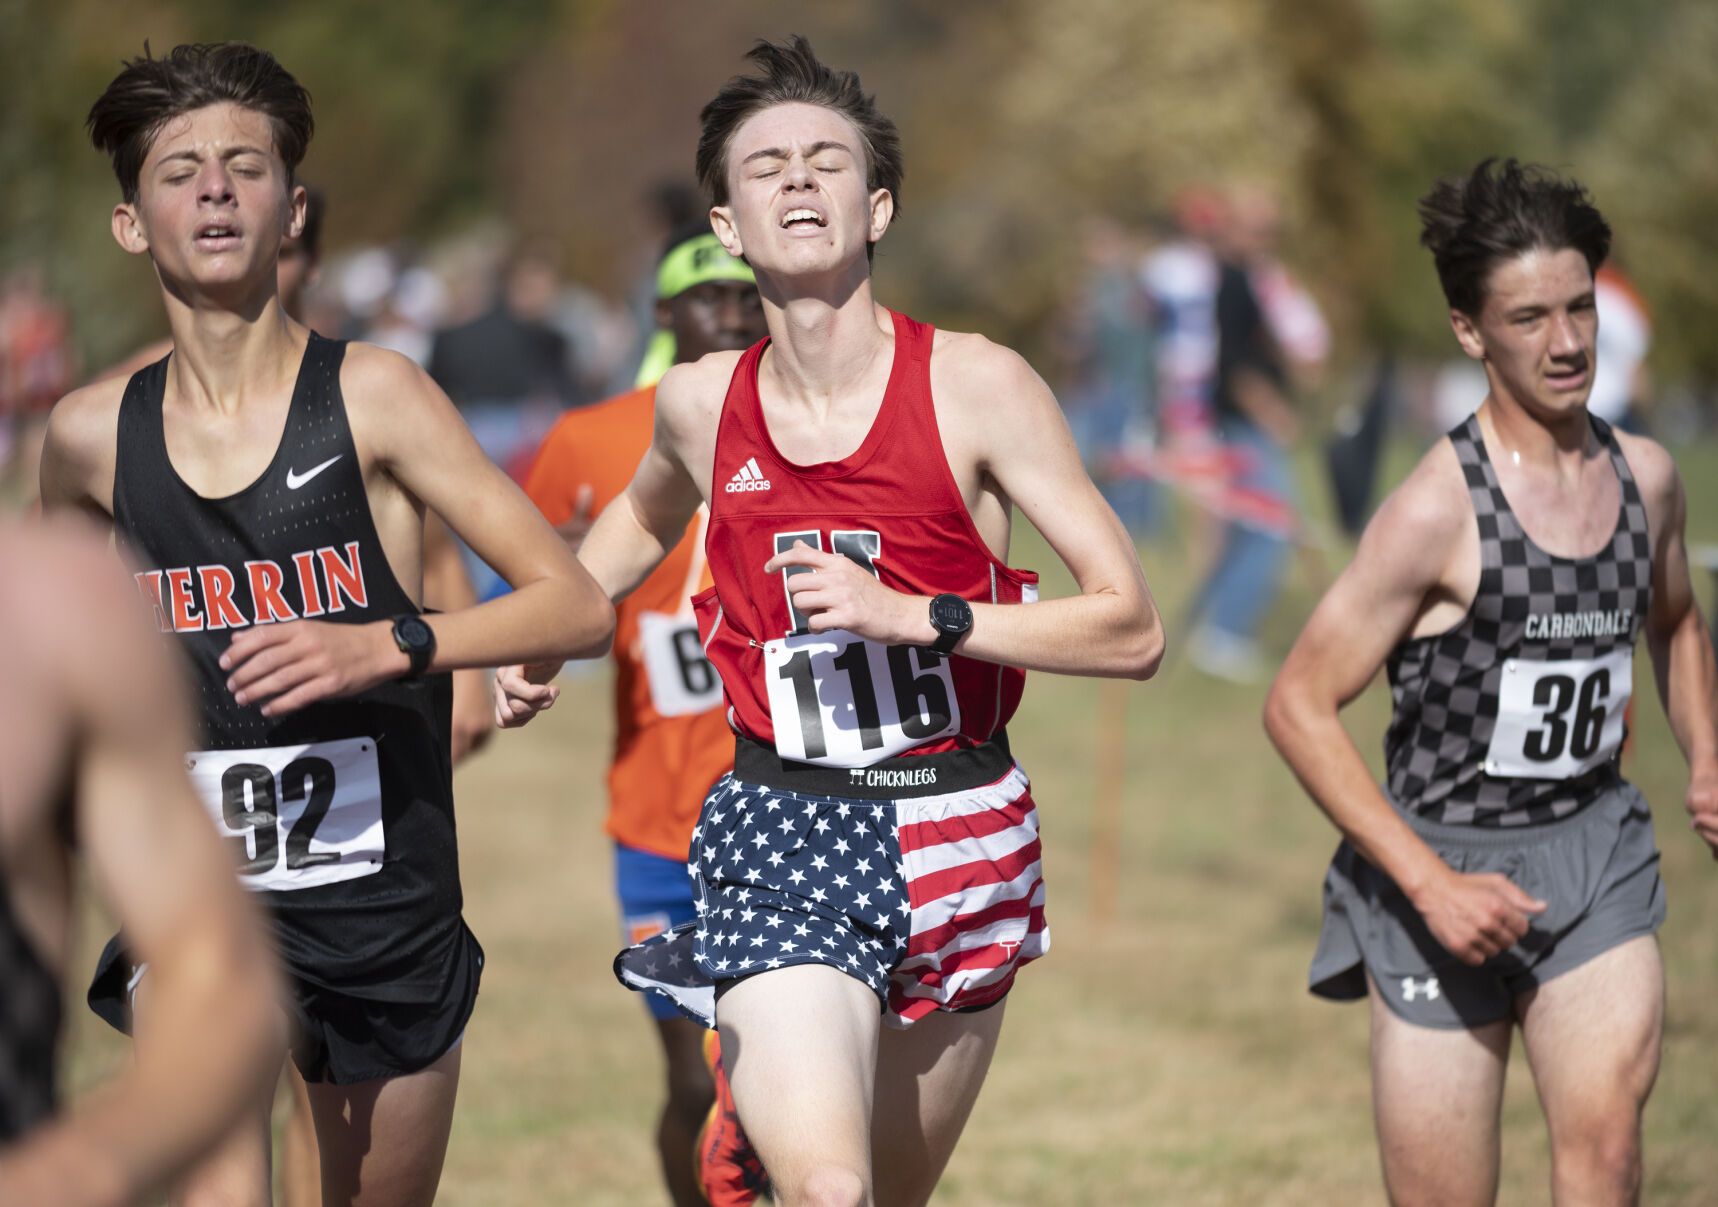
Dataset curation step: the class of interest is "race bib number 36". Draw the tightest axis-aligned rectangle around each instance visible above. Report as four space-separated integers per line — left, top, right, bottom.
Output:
186 737 385 892
1484 649 1633 780
764 630 961 768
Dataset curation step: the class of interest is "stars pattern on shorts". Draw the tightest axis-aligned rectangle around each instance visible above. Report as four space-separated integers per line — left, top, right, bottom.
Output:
685 778 913 996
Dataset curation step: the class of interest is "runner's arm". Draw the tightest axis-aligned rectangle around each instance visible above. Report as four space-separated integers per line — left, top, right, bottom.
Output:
38 381 123 520
0 539 281 1207
771 336 1161 678
1633 448 1718 855
221 347 614 716
1263 458 1546 964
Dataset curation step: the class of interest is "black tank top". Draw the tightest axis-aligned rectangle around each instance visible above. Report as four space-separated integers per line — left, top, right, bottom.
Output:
1385 413 1653 826
0 855 59 1142
111 335 473 1000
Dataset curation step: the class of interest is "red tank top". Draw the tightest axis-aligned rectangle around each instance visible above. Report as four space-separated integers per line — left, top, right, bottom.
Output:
694 310 1038 769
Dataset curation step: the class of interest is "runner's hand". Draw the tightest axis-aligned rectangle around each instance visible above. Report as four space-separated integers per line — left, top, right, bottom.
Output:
1687 769 1718 859
1413 867 1547 966
221 619 403 717
493 662 561 728
763 540 925 644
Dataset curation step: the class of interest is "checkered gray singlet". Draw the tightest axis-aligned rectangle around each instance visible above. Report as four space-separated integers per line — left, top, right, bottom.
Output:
1384 414 1653 826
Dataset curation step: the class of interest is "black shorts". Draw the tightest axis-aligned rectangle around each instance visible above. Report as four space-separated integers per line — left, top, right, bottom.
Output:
88 921 483 1086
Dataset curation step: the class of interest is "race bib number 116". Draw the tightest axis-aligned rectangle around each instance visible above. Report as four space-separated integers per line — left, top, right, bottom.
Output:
186 737 385 891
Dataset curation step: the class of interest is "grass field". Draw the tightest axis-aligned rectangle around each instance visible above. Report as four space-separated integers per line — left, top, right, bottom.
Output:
65 436 1718 1205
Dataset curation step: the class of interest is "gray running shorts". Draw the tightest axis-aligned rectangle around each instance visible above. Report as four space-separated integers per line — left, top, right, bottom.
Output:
1308 782 1664 1029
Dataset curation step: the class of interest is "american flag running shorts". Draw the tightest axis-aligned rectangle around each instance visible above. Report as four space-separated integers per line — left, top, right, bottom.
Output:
615 737 1050 1028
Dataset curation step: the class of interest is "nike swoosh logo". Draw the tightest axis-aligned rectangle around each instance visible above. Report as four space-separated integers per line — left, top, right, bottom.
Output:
286 455 342 490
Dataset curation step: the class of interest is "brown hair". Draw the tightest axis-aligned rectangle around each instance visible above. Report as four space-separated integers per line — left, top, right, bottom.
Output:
696 35 903 222
1418 158 1610 317
87 42 314 204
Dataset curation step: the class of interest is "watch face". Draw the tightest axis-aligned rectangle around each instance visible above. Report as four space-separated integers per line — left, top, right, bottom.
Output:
398 617 433 649
931 593 972 634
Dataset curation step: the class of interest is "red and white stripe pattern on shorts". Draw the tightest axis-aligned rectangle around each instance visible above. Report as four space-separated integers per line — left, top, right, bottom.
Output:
888 765 1050 1024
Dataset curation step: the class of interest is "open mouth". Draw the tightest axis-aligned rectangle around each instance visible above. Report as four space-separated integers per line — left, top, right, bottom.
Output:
780 208 827 230
194 221 242 248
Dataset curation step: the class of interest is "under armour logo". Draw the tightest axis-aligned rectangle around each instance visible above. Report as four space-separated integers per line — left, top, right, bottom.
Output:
1400 976 1441 1003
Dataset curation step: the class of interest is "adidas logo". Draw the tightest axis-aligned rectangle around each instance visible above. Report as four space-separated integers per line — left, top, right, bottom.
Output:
724 457 773 493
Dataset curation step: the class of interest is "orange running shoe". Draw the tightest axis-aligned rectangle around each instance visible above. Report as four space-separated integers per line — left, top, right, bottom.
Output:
696 1030 771 1205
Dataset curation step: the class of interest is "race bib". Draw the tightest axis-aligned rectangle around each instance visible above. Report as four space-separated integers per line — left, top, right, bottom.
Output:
1484 649 1634 780
638 611 724 717
762 629 961 768
185 737 385 891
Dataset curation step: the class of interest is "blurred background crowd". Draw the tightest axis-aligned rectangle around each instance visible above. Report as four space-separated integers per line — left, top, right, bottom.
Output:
4 0 1716 668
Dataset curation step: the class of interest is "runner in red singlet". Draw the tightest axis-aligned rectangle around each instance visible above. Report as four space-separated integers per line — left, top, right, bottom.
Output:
498 38 1162 1207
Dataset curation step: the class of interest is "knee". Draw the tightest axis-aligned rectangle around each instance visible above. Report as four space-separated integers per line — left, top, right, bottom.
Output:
784 1164 867 1207
1552 1115 1642 1197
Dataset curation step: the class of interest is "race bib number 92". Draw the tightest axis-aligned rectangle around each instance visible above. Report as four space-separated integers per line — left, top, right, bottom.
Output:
186 737 385 891
1484 649 1633 781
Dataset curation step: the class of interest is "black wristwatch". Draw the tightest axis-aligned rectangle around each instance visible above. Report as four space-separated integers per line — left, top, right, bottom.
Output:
927 593 973 655
391 614 437 681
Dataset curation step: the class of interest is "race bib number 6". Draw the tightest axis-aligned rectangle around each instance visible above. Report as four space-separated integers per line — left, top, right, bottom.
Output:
186 737 385 891
1484 648 1633 780
638 611 724 717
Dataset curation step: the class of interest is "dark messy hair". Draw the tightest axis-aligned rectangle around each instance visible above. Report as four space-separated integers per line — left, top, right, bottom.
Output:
87 42 314 204
1418 158 1610 316
696 35 903 228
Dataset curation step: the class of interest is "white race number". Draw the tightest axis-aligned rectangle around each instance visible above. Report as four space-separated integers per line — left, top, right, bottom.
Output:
186 737 384 891
1485 649 1633 780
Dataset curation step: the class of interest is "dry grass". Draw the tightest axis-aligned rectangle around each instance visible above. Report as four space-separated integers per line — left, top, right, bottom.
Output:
63 439 1718 1204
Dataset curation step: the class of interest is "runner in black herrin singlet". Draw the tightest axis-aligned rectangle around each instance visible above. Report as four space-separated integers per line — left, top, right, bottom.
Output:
101 335 478 1007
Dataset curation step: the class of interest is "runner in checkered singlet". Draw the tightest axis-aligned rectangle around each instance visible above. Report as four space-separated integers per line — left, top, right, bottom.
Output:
1266 159 1718 1205
1384 411 1653 827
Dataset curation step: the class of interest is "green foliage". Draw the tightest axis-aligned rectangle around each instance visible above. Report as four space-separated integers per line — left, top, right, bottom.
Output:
7 0 1718 381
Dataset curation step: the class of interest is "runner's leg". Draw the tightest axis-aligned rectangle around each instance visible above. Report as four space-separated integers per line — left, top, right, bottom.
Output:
307 1045 461 1207
719 964 880 1207
282 1061 322 1207
870 1001 1007 1207
1367 972 1511 1207
1516 935 1662 1206
656 1016 716 1206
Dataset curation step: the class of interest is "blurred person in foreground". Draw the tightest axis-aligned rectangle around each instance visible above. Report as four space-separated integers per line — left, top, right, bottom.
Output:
42 41 612 1206
0 518 280 1206
1266 159 1718 1206
500 36 1162 1207
522 222 769 1207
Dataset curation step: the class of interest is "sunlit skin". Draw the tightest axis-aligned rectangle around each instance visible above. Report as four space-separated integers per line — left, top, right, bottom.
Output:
1452 247 1598 441
111 101 306 321
710 102 892 304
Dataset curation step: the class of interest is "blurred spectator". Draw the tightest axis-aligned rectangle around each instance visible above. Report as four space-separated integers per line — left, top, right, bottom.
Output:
1061 217 1159 534
1589 262 1653 433
430 244 577 414
0 267 77 510
1141 188 1225 442
367 264 447 368
429 242 579 598
1187 188 1313 683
